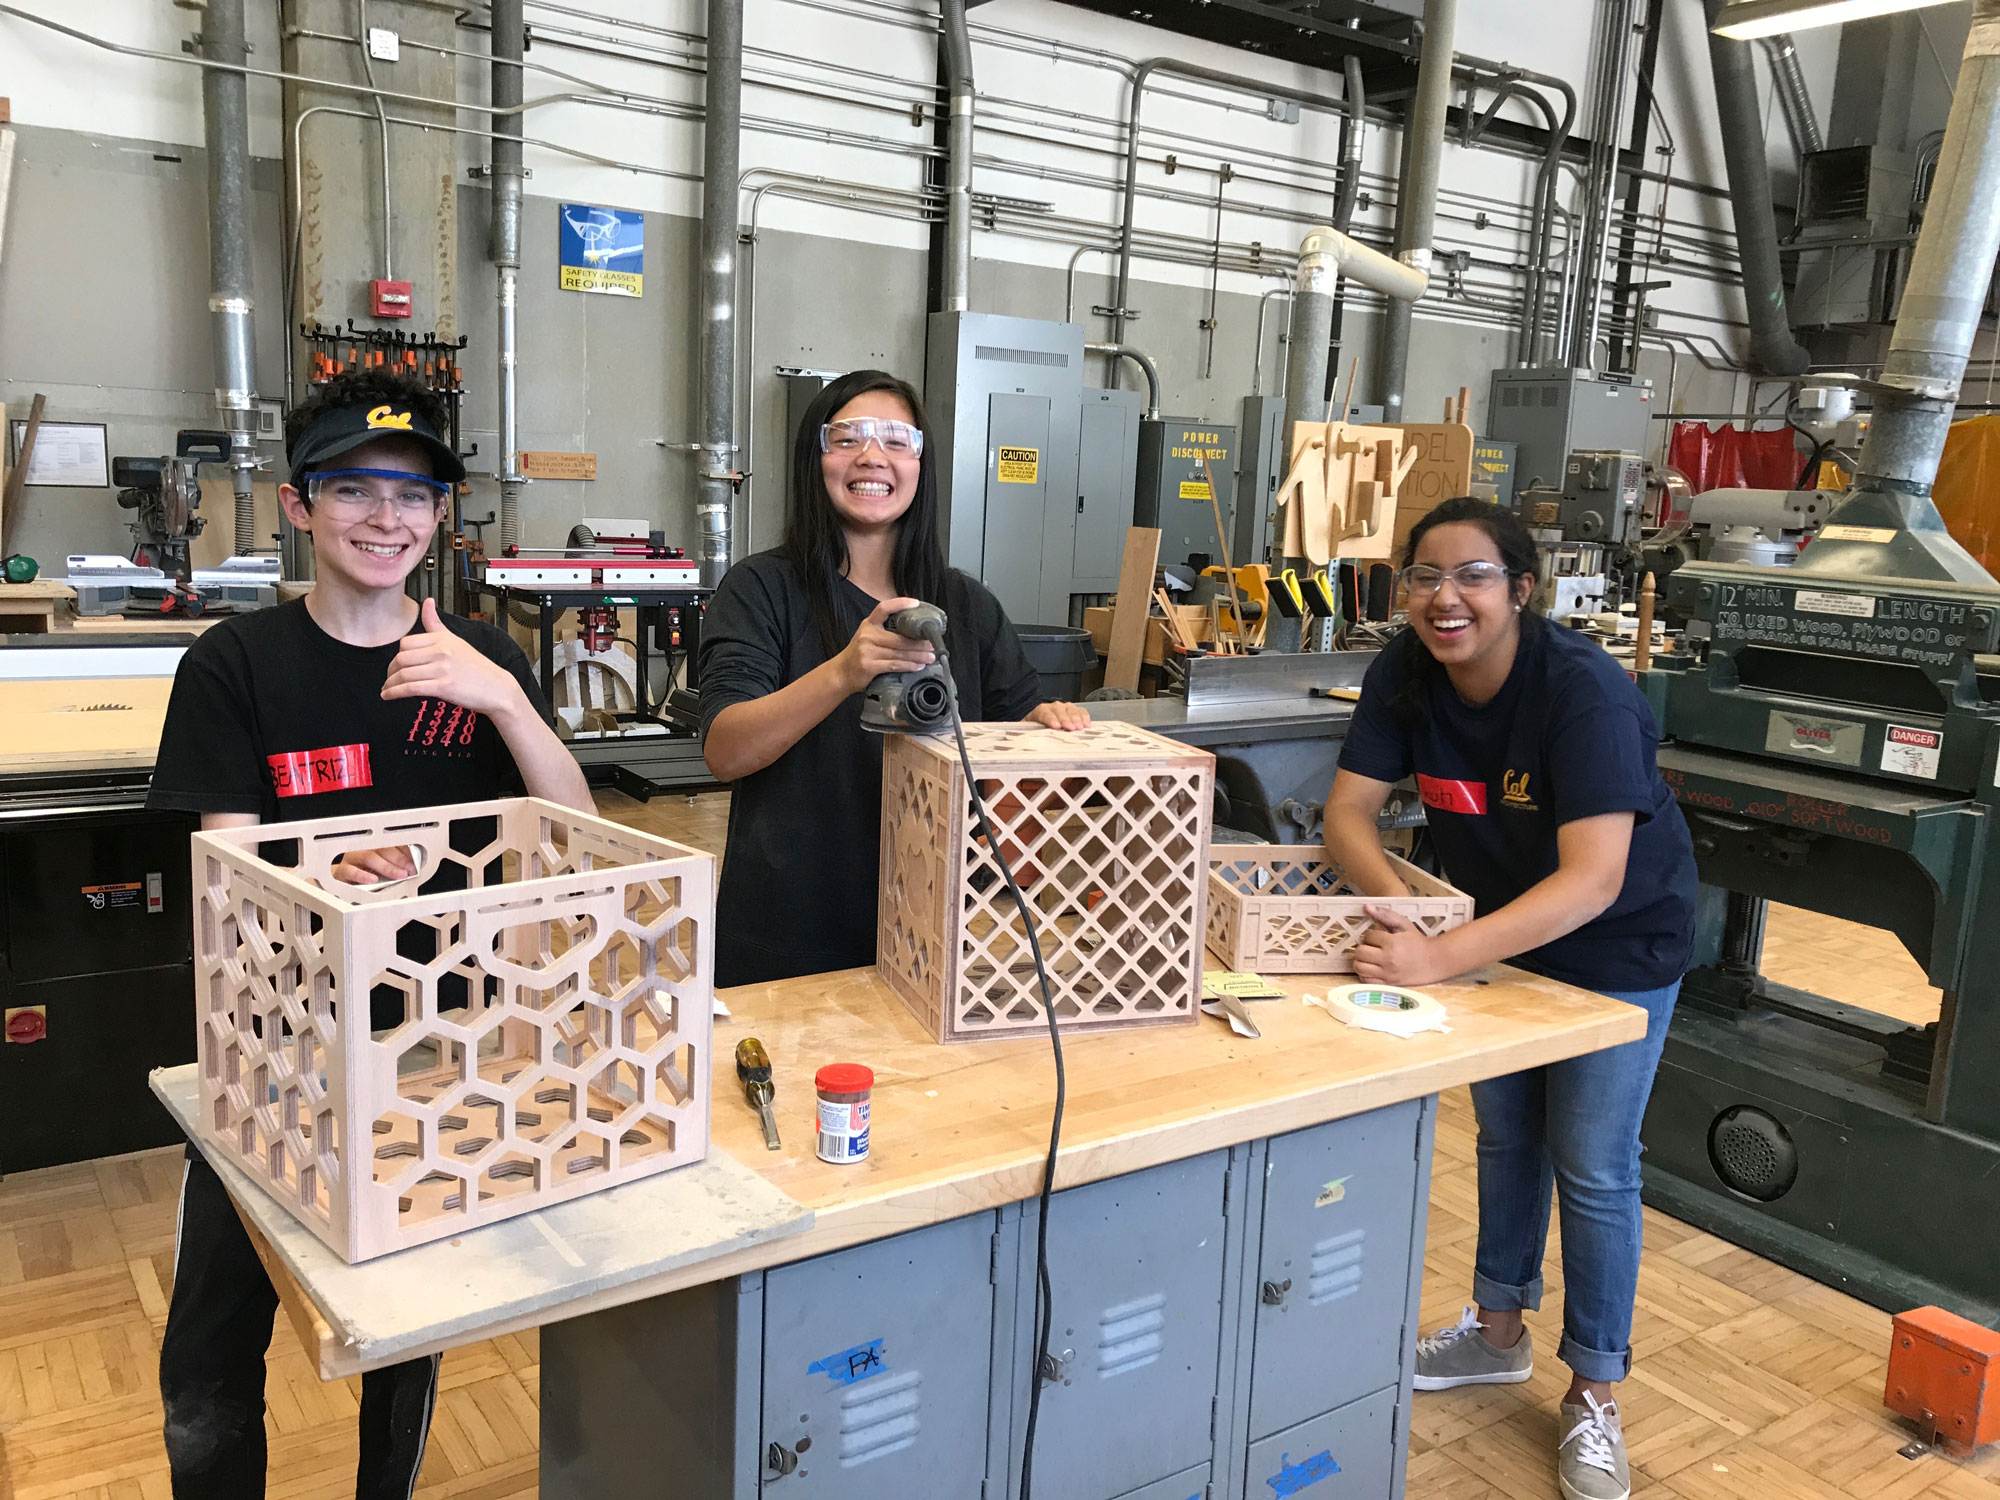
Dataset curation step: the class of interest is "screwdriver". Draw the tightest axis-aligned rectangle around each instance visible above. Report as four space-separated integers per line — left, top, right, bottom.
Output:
735 1037 782 1151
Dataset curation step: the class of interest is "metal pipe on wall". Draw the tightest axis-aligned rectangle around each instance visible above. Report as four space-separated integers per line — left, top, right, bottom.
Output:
1572 0 1640 368
1376 0 1456 421
696 0 744 586
1084 343 1161 417
940 0 974 312
1704 0 1811 376
200 0 260 557
490 0 525 549
1112 57 1353 386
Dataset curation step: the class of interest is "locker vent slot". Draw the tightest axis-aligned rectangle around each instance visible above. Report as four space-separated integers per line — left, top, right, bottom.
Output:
974 344 1069 368
1308 1229 1365 1305
1097 1292 1167 1378
838 1368 922 1467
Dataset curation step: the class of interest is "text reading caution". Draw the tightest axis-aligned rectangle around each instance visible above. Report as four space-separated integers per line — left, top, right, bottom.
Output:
997 447 1040 483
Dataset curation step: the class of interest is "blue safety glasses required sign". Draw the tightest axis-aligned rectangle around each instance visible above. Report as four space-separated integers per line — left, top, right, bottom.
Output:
559 203 645 297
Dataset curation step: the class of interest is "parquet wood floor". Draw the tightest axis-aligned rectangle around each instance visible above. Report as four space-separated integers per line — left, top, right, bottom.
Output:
2 791 1988 1499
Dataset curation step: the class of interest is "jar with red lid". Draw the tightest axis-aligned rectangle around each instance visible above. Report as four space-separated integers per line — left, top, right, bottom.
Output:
815 1063 873 1164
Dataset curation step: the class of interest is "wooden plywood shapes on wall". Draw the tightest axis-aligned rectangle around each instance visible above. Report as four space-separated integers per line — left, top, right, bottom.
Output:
1275 421 1417 566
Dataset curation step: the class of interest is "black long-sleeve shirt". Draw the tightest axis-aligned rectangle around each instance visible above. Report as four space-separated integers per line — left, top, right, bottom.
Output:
698 551 1043 986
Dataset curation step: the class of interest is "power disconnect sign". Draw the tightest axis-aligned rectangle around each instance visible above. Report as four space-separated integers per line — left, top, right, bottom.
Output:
558 204 644 296
996 446 1039 483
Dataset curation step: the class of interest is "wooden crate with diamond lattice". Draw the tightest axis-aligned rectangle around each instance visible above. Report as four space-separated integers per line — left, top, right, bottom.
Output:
877 721 1214 1042
190 797 714 1263
1205 844 1473 974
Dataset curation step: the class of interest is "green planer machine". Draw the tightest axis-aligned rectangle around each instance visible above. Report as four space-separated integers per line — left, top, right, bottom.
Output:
1634 1 2000 1323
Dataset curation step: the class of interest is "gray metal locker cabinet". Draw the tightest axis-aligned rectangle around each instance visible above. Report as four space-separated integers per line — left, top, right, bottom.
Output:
761 1211 998 1498
1241 1386 1398 1500
984 393 1055 629
1009 1151 1231 1500
1111 1461 1212 1500
1245 1099 1432 1441
923 311 1086 626
1075 389 1145 592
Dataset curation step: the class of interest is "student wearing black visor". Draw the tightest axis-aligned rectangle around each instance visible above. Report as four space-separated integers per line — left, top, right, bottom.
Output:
146 371 589 1496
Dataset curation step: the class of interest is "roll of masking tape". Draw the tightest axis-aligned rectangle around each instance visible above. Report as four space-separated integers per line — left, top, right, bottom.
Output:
1306 983 1451 1037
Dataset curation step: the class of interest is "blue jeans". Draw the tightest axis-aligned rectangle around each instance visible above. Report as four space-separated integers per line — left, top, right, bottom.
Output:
1469 980 1680 1384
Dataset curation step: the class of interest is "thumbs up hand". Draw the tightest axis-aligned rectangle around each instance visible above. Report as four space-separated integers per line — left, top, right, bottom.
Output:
383 597 522 719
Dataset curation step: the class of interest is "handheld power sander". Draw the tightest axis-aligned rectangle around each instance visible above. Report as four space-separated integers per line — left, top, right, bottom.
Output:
860 602 958 735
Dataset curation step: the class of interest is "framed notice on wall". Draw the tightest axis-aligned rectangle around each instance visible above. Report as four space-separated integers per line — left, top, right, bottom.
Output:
558 204 644 297
9 420 110 487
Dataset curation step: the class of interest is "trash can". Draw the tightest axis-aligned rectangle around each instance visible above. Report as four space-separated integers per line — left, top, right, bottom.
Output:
1014 625 1098 702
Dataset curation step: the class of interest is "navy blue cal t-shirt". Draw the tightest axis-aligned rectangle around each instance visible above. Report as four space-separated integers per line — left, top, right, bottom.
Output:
1337 615 1696 990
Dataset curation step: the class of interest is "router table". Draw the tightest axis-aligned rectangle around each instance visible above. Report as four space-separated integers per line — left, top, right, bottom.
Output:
153 961 1642 1500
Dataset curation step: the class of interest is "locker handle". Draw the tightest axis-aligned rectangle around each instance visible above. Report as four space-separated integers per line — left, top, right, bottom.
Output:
1261 1278 1292 1307
1038 1348 1075 1386
767 1441 799 1476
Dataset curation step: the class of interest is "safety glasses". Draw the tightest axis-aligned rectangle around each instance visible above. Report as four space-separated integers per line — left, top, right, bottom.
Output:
819 417 924 459
306 468 452 517
1397 561 1515 599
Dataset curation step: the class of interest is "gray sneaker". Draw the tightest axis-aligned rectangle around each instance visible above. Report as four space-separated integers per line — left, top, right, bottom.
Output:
1559 1393 1631 1500
1412 1306 1533 1390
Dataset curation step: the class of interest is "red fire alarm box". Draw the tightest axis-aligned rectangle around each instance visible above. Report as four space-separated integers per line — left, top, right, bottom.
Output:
368 278 413 318
1887 1305 2000 1456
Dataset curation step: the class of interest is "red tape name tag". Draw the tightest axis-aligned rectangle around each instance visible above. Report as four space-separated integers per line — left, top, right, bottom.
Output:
268 743 374 798
1416 774 1487 815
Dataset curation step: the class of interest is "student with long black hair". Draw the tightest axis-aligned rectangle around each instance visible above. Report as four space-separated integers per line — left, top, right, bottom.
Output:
1323 497 1697 1500
698 369 1088 986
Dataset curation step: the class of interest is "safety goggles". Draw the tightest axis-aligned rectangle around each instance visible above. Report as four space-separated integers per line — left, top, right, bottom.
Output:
306 468 452 517
1397 561 1515 598
819 417 924 458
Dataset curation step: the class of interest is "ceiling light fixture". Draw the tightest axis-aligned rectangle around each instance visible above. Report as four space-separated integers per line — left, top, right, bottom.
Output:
1712 0 1959 40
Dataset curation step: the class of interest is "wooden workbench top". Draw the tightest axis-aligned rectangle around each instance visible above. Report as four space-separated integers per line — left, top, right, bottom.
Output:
235 961 1642 1379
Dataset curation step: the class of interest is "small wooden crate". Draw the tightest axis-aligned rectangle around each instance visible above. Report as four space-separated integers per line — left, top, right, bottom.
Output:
191 797 714 1263
877 722 1214 1042
1205 845 1473 974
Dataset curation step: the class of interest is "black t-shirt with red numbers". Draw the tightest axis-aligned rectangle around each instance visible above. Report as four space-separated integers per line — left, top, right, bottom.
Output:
149 598 549 1029
148 597 545 823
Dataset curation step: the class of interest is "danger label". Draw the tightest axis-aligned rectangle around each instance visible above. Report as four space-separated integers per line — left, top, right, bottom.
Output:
81 882 141 912
1178 480 1213 502
1881 724 1943 780
996 447 1039 483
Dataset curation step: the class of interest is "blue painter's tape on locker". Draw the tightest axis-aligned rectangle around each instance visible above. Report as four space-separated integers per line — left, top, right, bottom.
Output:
807 1337 887 1386
1266 1449 1341 1497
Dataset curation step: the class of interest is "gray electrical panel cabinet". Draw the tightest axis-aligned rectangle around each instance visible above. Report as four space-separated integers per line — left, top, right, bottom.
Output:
1488 367 1654 493
1137 419 1237 568
1075 389 1146 594
926 311 1086 626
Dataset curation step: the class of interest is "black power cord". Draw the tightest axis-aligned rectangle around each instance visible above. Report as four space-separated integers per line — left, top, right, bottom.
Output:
932 645 1066 1500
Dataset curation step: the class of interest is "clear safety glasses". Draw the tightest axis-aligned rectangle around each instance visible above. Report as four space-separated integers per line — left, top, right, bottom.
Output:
1398 561 1515 599
307 468 452 517
819 417 925 459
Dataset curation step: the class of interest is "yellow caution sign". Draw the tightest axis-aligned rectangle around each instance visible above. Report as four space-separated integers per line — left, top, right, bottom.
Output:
997 447 1040 483
1179 480 1213 501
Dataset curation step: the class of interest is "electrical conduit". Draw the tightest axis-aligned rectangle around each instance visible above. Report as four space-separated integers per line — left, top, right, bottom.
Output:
201 0 260 557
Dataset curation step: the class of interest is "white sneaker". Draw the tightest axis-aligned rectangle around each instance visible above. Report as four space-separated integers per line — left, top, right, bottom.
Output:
1558 1392 1631 1500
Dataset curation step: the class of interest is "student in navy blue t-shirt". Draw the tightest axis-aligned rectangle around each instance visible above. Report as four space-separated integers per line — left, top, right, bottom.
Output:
1326 497 1695 1500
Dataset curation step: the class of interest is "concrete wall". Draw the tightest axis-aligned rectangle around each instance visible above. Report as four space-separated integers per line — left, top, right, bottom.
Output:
0 125 289 568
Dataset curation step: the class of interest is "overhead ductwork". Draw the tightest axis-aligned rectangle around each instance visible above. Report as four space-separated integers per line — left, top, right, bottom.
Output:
490 0 525 550
695 0 743 586
1376 0 1456 421
940 0 974 313
1798 0 2000 583
1705 0 1812 376
1761 35 1824 159
200 0 259 557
